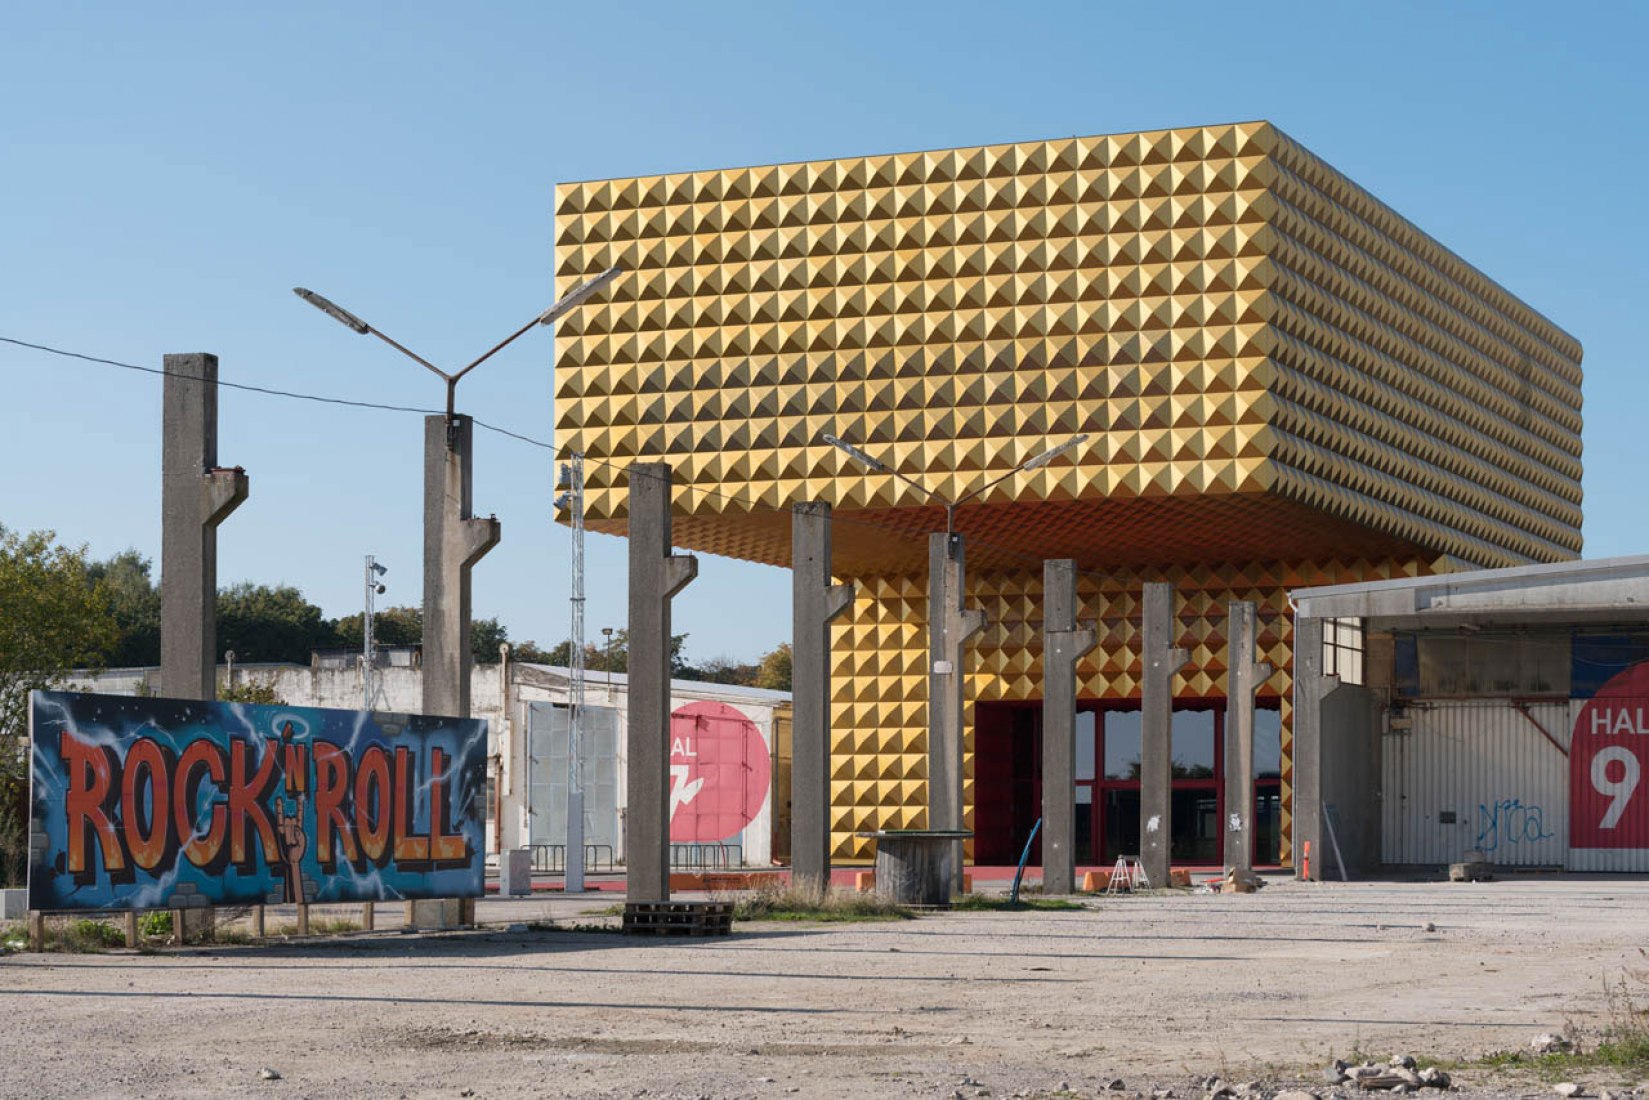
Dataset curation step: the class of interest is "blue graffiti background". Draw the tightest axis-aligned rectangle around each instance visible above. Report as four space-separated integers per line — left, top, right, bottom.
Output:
28 690 485 911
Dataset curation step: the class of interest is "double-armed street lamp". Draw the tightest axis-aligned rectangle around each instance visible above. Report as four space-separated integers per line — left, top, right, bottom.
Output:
822 433 1089 534
294 268 623 726
295 268 622 441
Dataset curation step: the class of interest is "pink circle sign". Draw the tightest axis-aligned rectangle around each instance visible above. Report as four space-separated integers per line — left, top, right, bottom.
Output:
668 701 771 844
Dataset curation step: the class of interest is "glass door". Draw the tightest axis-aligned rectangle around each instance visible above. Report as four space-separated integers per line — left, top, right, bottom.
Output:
1071 702 1282 868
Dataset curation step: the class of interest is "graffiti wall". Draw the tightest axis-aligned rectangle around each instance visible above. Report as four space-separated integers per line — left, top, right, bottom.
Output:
28 690 485 911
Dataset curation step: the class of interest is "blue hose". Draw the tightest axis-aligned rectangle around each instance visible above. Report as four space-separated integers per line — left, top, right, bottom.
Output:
1008 818 1043 906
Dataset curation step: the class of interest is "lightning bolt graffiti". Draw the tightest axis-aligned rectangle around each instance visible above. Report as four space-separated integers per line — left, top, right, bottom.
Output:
668 763 704 823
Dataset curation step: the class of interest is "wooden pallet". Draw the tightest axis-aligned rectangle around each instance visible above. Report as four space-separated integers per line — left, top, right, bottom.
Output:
621 900 734 937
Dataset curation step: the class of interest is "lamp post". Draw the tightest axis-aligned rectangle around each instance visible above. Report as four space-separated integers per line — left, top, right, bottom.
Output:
553 456 588 893
601 626 617 697
295 268 623 438
821 433 1087 533
363 556 387 711
823 431 1088 875
294 268 622 721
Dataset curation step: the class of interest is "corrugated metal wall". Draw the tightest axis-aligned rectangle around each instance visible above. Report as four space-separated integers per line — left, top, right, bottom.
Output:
1382 701 1571 866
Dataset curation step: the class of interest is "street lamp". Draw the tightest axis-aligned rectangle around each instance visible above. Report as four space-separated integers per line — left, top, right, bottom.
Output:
822 432 1089 532
294 268 623 727
596 626 616 695
822 429 1089 885
295 266 623 435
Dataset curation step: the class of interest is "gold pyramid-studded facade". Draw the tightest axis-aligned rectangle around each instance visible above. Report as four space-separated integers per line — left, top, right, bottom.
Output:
831 556 1426 861
552 121 1583 862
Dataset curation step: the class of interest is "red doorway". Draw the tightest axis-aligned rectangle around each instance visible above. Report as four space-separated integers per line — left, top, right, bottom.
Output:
971 700 1282 868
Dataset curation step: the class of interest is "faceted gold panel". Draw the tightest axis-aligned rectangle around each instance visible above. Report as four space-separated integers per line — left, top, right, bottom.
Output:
552 123 1583 868
555 121 1583 572
828 556 1431 864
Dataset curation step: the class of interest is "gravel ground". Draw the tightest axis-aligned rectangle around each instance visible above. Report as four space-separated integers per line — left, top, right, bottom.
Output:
3 877 1646 1099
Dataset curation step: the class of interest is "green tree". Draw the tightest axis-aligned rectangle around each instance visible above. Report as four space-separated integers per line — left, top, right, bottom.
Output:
331 606 422 650
332 606 507 666
509 639 561 664
86 549 160 667
0 527 118 885
691 656 761 686
216 582 333 664
754 643 792 692
471 617 509 666
508 630 693 675
371 606 423 647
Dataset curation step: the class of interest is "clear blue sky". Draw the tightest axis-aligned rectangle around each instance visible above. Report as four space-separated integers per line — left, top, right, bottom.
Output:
3 2 1644 665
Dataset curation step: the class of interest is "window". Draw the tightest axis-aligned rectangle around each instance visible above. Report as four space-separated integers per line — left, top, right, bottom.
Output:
1323 617 1364 685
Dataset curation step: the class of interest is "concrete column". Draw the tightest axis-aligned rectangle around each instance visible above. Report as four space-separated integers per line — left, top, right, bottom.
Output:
422 415 500 719
1139 581 1187 889
929 532 987 882
160 353 248 700
791 502 855 894
1041 559 1097 895
1290 614 1340 880
1222 601 1274 878
626 462 698 903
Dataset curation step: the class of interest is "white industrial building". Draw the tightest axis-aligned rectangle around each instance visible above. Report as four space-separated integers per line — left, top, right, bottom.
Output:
1290 555 1649 876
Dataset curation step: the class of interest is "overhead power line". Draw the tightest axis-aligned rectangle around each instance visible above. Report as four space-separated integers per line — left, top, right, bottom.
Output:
0 332 1049 564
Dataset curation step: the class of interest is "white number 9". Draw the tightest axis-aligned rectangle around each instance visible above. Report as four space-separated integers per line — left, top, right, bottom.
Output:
1592 746 1641 830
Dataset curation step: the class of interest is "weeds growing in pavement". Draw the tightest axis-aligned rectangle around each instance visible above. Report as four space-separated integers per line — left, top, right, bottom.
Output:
27 917 127 952
726 881 913 923
1457 971 1649 1081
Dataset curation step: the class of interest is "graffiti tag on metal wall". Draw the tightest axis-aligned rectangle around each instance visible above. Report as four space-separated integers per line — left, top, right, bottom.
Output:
28 690 485 911
1474 797 1556 854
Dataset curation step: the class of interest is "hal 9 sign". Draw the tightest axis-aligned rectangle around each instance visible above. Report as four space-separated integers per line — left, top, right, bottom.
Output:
1571 661 1649 850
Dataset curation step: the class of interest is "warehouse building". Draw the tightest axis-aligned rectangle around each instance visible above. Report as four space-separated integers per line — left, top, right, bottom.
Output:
1291 555 1649 876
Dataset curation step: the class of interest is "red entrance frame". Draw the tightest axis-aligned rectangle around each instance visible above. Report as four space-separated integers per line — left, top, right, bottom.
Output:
972 699 1282 869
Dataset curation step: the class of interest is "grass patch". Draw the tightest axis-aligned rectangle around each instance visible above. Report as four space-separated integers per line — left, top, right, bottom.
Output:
39 917 126 953
1462 1039 1649 1081
729 884 912 923
1458 974 1649 1081
949 894 1086 912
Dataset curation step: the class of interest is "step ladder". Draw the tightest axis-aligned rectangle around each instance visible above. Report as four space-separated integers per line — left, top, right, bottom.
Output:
1106 855 1150 894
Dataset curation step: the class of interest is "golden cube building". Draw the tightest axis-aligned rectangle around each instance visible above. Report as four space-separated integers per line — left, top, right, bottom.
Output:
552 121 1583 865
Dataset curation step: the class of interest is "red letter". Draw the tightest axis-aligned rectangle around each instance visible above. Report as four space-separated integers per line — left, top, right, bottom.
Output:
120 739 172 872
60 731 125 878
228 739 280 868
355 746 392 864
313 742 359 870
427 747 467 864
392 746 430 863
175 741 227 868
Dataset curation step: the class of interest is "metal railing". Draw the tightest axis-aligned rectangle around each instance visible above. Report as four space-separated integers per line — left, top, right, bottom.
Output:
529 843 615 873
669 842 742 871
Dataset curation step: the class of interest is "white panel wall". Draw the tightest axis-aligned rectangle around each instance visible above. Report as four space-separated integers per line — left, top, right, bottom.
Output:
1382 700 1571 866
